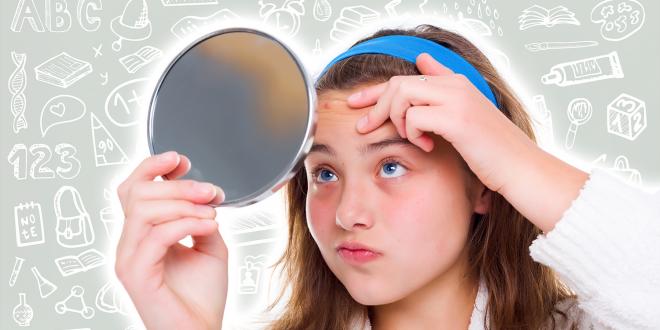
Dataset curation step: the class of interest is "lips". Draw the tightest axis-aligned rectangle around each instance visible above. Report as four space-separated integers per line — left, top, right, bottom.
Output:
336 241 382 264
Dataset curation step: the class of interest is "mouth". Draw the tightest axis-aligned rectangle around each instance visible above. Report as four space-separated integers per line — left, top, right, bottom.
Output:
336 241 382 265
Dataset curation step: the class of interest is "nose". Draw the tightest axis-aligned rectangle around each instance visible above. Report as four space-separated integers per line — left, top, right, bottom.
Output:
335 181 375 231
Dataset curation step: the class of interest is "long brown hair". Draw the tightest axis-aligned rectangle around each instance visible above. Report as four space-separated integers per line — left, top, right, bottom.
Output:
261 24 577 330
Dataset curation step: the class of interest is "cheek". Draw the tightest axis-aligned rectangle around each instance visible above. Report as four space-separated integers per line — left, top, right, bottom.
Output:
306 197 336 246
384 182 472 265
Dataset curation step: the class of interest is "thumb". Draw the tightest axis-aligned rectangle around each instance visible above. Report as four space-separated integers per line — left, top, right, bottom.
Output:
416 53 454 76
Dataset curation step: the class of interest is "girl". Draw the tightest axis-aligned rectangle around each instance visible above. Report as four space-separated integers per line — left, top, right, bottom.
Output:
114 24 659 329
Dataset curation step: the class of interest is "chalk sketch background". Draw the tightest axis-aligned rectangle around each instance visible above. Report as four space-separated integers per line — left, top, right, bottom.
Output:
2 0 658 329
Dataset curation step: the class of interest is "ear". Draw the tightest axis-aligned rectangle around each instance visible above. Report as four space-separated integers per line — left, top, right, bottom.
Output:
471 181 491 215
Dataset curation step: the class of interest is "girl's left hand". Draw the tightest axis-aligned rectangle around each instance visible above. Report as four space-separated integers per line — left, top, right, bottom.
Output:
346 53 589 233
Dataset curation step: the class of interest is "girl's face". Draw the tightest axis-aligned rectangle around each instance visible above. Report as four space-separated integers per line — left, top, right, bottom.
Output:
303 88 490 306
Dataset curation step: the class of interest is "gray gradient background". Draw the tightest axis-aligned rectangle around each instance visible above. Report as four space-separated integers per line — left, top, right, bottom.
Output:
2 0 658 329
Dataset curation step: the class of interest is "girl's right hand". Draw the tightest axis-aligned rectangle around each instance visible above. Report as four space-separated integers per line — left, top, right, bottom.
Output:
115 151 228 330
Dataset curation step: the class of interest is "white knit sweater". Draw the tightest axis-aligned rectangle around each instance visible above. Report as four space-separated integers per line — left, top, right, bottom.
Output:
358 168 660 330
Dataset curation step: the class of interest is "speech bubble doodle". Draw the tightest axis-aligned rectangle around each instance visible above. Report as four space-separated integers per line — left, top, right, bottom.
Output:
40 95 86 137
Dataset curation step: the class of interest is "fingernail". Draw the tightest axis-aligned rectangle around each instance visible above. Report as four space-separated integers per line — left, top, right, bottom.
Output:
347 91 362 103
211 185 225 205
357 116 368 130
195 182 215 195
159 151 177 162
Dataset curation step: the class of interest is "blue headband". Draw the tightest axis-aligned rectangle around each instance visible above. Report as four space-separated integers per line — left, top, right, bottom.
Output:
320 35 499 108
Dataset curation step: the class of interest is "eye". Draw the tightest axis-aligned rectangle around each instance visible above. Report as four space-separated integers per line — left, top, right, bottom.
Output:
311 167 338 183
309 157 408 184
379 158 408 178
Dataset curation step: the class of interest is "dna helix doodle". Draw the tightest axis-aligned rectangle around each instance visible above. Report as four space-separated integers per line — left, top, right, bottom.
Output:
9 51 28 133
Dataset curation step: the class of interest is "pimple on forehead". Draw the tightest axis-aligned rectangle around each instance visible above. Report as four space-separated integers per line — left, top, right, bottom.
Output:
319 98 347 110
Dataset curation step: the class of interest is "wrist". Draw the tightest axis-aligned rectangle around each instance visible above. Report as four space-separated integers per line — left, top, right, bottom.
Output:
500 146 589 234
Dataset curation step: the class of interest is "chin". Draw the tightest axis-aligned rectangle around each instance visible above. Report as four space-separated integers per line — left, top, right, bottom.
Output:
340 275 406 306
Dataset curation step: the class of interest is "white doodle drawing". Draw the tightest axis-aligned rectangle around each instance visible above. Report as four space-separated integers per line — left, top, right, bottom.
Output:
609 155 642 186
385 0 411 19
12 293 34 326
111 0 152 52
259 0 305 37
172 10 238 39
418 0 429 15
95 281 132 315
530 95 554 146
56 143 82 179
170 9 240 40
92 43 103 58
78 0 103 32
238 255 268 294
541 51 623 87
7 143 81 180
330 5 380 42
9 257 25 287
100 72 109 85
161 0 218 6
91 113 130 166
104 78 149 127
11 0 102 32
55 286 95 319
119 45 162 74
591 153 608 169
313 0 332 21
55 248 106 277
35 52 93 88
100 188 121 239
31 266 58 298
607 93 646 141
518 5 580 30
312 38 322 56
9 51 28 133
11 0 45 32
15 201 45 247
457 11 491 36
229 211 282 247
525 41 599 52
591 0 645 41
40 95 86 136
55 185 95 248
564 98 592 150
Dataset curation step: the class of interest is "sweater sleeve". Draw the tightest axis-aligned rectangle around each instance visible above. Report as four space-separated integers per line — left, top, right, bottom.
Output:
528 167 660 330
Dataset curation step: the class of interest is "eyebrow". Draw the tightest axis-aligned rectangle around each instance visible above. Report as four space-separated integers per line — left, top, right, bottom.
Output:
308 135 417 158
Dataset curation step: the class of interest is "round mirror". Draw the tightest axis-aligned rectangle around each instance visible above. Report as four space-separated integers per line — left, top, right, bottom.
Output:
148 27 316 207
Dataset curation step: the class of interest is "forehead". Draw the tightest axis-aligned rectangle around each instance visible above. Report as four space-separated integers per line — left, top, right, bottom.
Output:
314 89 397 138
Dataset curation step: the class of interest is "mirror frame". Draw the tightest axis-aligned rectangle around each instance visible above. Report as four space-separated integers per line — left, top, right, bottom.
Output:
147 26 318 208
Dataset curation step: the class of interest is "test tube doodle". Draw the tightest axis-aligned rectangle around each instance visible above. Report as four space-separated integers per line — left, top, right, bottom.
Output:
9 256 24 287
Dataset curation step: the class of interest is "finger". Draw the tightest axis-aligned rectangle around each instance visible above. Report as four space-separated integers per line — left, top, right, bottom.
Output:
192 227 228 261
119 152 181 207
118 199 218 263
406 105 451 152
388 77 436 139
416 53 454 76
163 154 191 180
132 218 218 270
356 77 405 134
126 180 224 206
346 81 388 108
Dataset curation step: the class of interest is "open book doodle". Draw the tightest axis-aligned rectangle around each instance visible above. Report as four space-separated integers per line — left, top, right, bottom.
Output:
119 46 162 74
55 248 106 277
518 5 580 30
